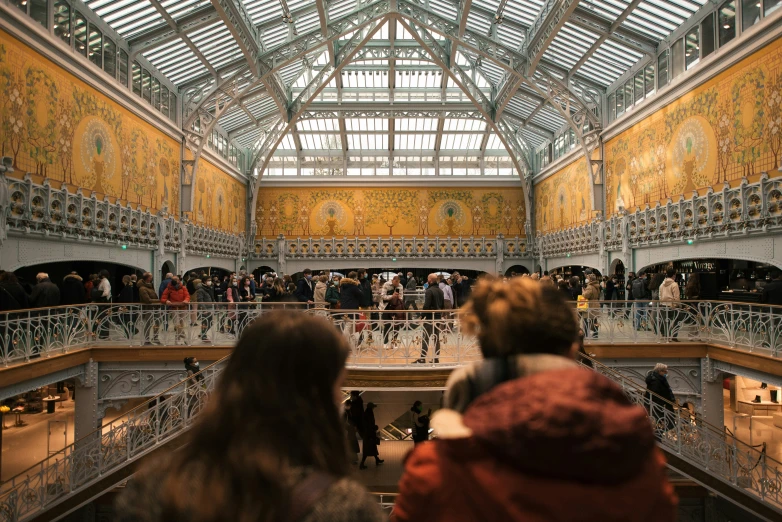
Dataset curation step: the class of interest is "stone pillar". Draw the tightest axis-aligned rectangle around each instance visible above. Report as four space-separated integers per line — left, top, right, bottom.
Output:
75 360 99 444
700 357 725 429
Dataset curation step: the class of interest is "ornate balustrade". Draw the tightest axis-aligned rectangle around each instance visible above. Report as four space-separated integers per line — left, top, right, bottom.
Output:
536 173 782 259
0 174 244 260
0 359 223 522
585 354 782 512
3 313 782 521
250 235 529 262
5 301 782 369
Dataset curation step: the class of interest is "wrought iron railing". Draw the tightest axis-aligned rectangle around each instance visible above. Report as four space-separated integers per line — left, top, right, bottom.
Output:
3 323 782 520
5 300 782 368
582 353 782 512
0 359 225 522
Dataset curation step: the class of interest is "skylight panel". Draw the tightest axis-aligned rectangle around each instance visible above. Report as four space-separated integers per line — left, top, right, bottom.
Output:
485 134 505 150
277 134 297 150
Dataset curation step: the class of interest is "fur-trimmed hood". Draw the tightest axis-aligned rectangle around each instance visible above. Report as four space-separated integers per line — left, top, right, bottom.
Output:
340 277 359 287
64 273 83 282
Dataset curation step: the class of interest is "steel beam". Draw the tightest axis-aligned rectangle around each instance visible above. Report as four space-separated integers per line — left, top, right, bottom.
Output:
210 0 262 75
146 0 217 77
128 5 221 59
524 0 581 74
570 0 645 75
399 18 531 178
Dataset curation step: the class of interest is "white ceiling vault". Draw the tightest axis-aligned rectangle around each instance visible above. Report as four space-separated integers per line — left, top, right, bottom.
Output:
83 0 707 188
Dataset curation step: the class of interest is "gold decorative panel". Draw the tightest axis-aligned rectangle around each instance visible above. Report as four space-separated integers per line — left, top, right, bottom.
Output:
255 186 526 238
187 160 247 234
605 37 782 216
534 156 592 234
0 30 180 214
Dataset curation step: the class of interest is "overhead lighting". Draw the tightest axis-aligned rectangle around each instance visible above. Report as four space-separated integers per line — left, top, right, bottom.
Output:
281 11 293 24
723 24 731 29
494 14 504 24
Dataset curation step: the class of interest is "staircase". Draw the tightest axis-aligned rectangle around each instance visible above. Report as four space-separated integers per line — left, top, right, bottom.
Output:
0 359 225 522
581 354 782 522
3 354 782 521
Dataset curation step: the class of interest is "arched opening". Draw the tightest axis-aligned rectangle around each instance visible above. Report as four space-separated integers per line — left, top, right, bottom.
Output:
14 261 146 297
161 261 175 281
504 265 530 277
252 266 276 281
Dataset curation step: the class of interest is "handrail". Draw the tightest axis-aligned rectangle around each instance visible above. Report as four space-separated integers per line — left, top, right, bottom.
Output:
4 300 782 368
579 352 782 510
0 358 227 521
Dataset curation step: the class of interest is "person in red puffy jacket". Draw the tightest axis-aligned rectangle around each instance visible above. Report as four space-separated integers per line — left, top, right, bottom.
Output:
392 277 677 522
161 275 190 345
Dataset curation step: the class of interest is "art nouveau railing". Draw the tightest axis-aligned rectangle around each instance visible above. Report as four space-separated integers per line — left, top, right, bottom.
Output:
536 172 782 257
0 359 224 522
1 174 244 259
0 305 482 368
2 321 782 520
583 354 782 512
5 301 782 368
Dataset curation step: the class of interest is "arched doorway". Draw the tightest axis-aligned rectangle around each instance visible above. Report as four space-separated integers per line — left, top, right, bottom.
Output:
504 265 530 277
161 261 175 281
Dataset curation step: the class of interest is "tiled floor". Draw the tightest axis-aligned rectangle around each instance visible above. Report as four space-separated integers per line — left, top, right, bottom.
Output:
353 440 414 492
1 398 145 482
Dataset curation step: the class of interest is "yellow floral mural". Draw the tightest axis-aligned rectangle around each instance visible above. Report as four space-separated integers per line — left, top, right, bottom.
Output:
0 30 180 214
606 36 782 216
534 157 592 234
255 187 526 238
189 160 247 234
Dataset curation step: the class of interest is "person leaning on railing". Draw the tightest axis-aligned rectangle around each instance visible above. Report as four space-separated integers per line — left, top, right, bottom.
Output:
137 272 160 345
392 276 677 522
115 312 386 522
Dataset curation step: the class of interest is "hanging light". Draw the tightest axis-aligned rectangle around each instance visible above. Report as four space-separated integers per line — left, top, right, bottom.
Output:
282 11 293 24
494 14 504 25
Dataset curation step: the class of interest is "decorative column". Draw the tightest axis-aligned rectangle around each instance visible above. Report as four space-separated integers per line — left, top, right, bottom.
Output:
700 357 725 428
277 234 287 275
495 234 504 275
74 360 99 444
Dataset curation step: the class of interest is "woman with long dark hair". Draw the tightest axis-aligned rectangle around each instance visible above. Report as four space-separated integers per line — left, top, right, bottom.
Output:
117 313 385 522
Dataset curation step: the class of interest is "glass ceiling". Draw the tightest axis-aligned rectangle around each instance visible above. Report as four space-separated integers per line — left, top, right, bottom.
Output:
82 0 708 176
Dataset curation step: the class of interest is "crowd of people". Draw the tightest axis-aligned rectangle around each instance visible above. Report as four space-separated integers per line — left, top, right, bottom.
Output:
116 276 676 522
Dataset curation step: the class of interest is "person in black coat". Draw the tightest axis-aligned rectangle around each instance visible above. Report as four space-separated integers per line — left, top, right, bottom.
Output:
418 273 444 363
0 271 29 312
339 272 364 311
359 402 383 469
30 273 60 308
645 363 676 433
762 271 782 306
294 269 315 303
60 272 86 306
357 269 373 309
349 390 364 434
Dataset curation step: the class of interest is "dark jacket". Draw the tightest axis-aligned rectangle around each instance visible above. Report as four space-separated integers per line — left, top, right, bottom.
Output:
404 277 418 302
762 280 782 306
194 285 212 304
295 277 315 303
423 285 445 319
605 279 616 300
362 408 379 457
137 280 158 305
339 278 363 310
0 281 29 312
359 277 373 308
158 278 172 298
458 279 472 303
393 367 676 522
30 278 60 308
60 274 86 306
117 284 136 304
645 371 676 411
115 458 385 522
